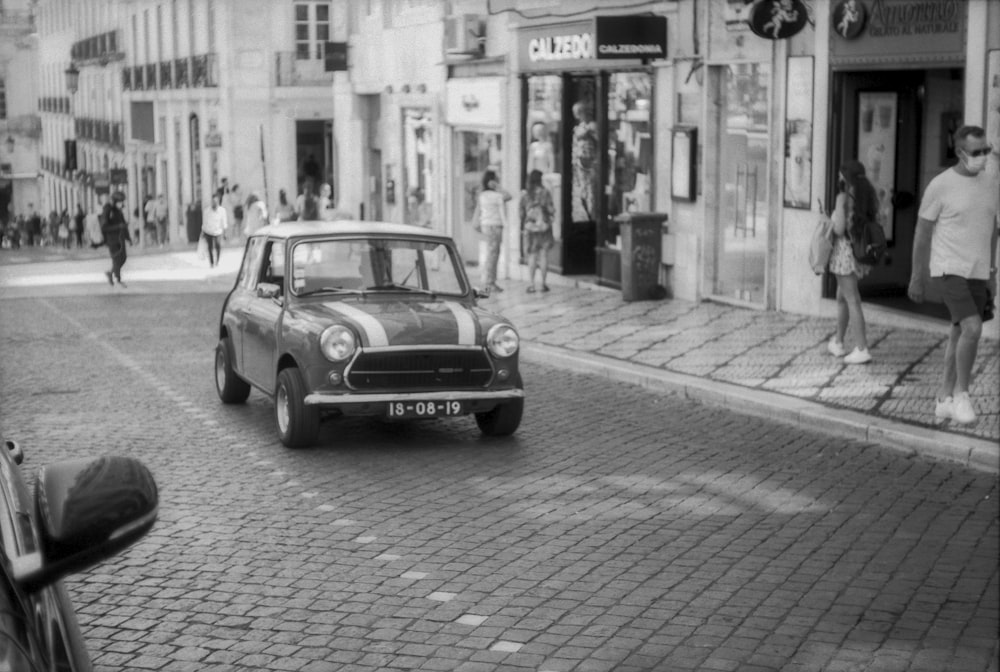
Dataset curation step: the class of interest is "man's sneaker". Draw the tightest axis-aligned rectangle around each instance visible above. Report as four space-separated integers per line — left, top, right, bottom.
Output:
934 396 954 420
844 347 872 364
827 338 847 357
952 392 977 425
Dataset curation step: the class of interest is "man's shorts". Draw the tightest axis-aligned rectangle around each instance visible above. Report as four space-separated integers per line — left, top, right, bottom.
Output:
933 275 989 324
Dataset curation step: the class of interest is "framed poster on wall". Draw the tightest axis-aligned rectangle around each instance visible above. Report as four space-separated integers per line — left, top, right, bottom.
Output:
856 91 897 242
671 126 696 202
783 56 813 209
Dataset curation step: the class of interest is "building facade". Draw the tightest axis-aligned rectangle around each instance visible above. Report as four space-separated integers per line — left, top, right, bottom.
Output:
1 0 40 223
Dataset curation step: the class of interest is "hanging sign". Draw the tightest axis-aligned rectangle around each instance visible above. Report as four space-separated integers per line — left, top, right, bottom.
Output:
831 0 868 39
747 0 809 40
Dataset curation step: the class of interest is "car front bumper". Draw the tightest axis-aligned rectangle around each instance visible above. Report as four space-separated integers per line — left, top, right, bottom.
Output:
303 388 524 410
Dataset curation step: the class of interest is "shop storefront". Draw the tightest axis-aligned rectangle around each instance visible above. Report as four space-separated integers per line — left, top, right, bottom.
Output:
516 15 665 276
444 76 506 266
825 0 971 318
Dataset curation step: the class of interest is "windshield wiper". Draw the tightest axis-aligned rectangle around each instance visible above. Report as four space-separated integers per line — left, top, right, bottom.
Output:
365 283 437 297
297 287 367 297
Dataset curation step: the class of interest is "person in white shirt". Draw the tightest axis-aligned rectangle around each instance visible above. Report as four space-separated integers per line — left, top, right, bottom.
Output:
243 192 268 238
909 125 999 425
201 194 228 267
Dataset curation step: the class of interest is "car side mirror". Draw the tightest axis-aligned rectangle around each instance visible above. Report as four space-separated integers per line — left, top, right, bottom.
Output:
473 286 491 300
256 282 282 300
12 456 158 593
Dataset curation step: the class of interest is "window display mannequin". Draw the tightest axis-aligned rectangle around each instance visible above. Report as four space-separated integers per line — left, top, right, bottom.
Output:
527 121 555 175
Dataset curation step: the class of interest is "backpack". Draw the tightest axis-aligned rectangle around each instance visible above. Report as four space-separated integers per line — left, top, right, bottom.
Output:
850 209 887 266
302 194 319 220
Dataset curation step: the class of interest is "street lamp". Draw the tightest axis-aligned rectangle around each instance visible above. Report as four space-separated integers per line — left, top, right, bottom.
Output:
65 63 80 94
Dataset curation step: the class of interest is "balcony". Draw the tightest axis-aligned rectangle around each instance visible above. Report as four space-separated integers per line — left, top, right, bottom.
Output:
73 117 124 149
174 57 189 87
275 51 335 87
122 68 131 90
191 53 218 87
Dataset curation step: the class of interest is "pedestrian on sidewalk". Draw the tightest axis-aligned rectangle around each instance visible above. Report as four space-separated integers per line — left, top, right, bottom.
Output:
202 193 228 267
151 194 169 247
102 191 133 287
243 192 267 239
274 189 296 223
143 196 158 247
57 209 71 249
73 204 85 248
520 169 554 293
908 124 999 425
471 169 510 294
827 160 876 364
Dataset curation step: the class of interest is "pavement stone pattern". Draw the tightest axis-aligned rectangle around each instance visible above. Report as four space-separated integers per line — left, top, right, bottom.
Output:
484 282 999 446
0 293 997 672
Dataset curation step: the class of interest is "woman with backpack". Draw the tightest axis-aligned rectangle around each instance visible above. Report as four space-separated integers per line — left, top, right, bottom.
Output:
519 169 555 293
828 159 877 364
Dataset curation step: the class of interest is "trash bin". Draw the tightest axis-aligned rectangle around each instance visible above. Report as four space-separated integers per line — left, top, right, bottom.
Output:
615 212 668 301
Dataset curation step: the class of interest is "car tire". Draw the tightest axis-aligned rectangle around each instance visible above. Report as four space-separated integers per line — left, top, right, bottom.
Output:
475 375 523 437
215 337 251 404
275 367 319 448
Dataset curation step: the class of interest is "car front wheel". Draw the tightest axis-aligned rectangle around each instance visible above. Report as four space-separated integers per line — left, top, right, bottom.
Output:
275 367 319 448
475 375 523 437
215 337 251 404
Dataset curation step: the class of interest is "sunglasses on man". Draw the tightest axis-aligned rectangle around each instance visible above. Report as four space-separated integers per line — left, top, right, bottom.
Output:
962 146 992 157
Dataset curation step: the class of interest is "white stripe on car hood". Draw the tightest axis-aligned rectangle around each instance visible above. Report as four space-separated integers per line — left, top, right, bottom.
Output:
323 301 390 346
442 301 477 345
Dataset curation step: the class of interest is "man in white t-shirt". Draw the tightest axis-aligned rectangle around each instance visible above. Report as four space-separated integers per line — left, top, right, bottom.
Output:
909 125 999 425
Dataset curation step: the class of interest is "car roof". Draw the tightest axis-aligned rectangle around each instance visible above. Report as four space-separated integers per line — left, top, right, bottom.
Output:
252 221 451 242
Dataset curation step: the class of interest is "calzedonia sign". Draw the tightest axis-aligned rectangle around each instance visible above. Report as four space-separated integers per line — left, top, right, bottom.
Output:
520 15 666 72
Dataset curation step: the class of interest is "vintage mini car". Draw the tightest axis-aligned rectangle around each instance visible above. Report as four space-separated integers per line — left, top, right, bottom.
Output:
0 438 158 671
215 221 524 448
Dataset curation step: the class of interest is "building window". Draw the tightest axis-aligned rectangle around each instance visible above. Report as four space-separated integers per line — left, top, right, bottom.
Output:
0 79 6 120
294 2 330 61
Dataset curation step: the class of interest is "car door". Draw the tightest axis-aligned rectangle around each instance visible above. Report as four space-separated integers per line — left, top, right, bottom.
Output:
227 237 265 375
242 239 285 392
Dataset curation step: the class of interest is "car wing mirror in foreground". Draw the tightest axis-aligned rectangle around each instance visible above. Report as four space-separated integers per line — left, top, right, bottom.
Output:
473 286 491 300
12 456 158 593
256 283 282 300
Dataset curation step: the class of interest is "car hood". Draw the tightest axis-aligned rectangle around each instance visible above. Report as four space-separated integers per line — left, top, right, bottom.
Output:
292 298 506 347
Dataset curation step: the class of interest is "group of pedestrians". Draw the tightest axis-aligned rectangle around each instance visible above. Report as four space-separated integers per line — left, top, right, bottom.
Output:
826 123 998 426
1 205 90 250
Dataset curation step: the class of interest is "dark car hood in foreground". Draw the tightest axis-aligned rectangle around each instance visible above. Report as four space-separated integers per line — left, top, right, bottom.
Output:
291 297 505 347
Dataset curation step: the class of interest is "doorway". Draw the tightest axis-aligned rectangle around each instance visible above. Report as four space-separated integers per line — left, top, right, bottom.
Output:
829 68 961 320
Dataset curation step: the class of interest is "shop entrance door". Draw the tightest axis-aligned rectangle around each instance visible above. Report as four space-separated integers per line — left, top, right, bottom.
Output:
561 75 599 275
831 70 925 305
712 63 771 305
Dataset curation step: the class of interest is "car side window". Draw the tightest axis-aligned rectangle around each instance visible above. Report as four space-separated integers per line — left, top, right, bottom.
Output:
259 241 285 289
238 238 265 290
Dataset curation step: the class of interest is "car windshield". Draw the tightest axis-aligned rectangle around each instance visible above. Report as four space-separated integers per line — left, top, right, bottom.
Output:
289 237 467 297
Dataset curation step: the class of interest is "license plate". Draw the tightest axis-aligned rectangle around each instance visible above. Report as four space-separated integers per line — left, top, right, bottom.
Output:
387 400 464 419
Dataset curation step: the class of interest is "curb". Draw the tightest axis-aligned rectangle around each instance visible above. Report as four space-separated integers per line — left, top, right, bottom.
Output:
522 342 999 475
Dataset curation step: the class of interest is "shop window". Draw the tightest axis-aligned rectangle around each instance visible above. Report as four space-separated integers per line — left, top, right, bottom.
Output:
402 108 434 226
524 75 563 240
607 72 653 217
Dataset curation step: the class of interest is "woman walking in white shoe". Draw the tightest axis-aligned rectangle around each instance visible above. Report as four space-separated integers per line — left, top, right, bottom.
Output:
827 160 876 364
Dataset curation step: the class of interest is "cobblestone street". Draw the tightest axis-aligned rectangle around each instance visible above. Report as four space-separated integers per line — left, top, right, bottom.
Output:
0 290 996 671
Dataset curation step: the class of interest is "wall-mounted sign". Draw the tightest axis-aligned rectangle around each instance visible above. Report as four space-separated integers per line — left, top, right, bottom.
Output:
93 172 110 195
748 0 809 40
204 132 222 148
109 168 127 184
831 0 867 39
830 0 966 66
445 77 504 127
324 42 347 72
595 15 667 59
518 18 660 72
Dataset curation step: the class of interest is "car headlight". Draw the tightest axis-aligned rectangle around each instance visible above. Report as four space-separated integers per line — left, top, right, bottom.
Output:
486 324 519 358
320 325 357 362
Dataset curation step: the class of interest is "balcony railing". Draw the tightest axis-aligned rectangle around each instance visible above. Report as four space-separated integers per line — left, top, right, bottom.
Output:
38 97 71 114
124 55 217 93
73 117 124 149
275 51 335 87
70 30 122 64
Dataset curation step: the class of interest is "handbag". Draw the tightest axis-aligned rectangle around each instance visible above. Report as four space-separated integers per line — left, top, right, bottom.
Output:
808 214 834 275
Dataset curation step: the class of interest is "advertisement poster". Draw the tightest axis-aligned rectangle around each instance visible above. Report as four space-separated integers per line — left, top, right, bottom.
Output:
856 91 897 241
784 56 813 209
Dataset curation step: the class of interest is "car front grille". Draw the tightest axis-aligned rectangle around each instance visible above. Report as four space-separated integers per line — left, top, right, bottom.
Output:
346 349 494 390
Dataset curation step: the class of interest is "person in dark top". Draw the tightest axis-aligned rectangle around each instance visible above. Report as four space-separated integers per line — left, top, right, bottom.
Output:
73 204 86 248
101 192 133 287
